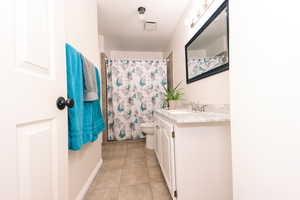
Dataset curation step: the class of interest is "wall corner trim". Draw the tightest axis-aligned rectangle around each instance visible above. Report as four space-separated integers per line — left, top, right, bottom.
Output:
75 159 103 200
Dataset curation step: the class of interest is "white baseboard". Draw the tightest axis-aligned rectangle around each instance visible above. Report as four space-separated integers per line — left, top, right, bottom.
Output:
75 159 103 200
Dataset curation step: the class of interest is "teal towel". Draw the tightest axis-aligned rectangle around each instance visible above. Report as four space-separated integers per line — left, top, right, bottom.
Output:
66 43 84 150
66 43 105 150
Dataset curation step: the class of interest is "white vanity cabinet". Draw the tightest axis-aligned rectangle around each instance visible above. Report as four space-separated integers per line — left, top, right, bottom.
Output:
153 110 233 200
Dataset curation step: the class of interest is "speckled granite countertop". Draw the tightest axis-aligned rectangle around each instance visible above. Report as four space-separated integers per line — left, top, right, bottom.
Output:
154 109 230 124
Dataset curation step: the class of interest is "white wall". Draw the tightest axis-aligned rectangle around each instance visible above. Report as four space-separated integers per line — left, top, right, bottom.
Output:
102 35 124 57
99 34 104 53
167 0 229 104
230 0 300 199
188 50 207 59
64 0 102 199
110 50 165 60
101 35 166 59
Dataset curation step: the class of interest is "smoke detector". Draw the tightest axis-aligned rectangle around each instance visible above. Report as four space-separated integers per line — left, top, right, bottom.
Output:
144 21 157 32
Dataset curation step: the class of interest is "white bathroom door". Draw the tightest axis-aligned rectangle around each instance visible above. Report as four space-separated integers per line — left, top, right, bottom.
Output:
0 0 68 200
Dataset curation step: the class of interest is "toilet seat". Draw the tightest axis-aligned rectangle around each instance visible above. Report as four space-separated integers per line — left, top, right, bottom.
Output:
140 122 154 128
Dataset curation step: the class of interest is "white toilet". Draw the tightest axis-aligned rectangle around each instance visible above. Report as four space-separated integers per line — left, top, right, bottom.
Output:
140 122 155 149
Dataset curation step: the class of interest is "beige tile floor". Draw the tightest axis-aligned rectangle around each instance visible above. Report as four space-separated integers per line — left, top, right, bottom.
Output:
85 140 172 200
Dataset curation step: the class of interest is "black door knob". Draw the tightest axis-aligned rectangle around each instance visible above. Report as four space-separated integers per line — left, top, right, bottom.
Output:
56 97 74 110
66 98 74 108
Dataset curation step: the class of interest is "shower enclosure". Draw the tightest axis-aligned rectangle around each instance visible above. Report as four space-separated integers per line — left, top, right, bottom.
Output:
106 58 167 141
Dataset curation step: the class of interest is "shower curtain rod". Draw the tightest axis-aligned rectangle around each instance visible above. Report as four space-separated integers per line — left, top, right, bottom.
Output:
104 57 169 61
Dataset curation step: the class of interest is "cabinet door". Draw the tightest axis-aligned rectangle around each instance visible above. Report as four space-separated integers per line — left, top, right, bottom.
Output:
169 130 176 199
156 124 162 165
161 127 172 187
154 117 177 198
154 123 159 160
160 125 176 198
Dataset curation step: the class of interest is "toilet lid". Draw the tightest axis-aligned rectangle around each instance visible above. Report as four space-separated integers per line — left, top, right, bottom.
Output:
140 122 154 128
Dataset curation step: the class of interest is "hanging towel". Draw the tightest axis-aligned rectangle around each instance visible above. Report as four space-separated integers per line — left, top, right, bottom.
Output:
81 54 99 101
82 68 105 144
66 43 84 150
66 43 105 150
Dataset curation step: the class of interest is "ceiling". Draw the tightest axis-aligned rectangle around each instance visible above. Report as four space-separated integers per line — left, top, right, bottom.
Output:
98 0 191 52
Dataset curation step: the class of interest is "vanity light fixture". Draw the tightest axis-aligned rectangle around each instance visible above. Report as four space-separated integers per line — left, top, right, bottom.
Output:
185 0 211 28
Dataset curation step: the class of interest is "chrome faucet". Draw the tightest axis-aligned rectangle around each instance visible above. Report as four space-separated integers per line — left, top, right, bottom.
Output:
191 102 207 112
200 104 207 112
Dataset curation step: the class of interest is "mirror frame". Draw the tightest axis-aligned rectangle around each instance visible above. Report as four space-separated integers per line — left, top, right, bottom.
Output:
185 0 229 84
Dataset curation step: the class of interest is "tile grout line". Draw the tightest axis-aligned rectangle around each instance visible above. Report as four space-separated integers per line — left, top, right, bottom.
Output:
87 141 170 200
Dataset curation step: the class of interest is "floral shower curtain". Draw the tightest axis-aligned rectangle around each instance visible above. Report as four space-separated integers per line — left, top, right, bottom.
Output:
107 59 167 141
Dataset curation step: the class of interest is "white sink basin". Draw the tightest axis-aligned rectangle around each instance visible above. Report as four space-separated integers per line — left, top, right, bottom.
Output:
155 109 230 124
166 110 191 114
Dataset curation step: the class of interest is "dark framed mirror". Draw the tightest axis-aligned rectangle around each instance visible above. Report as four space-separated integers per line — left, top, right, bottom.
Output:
185 0 229 84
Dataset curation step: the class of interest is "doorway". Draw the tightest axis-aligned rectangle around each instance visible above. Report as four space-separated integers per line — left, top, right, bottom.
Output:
167 52 174 90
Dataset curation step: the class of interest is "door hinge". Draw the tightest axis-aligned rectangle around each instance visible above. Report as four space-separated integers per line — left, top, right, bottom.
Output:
174 190 177 198
172 131 175 138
